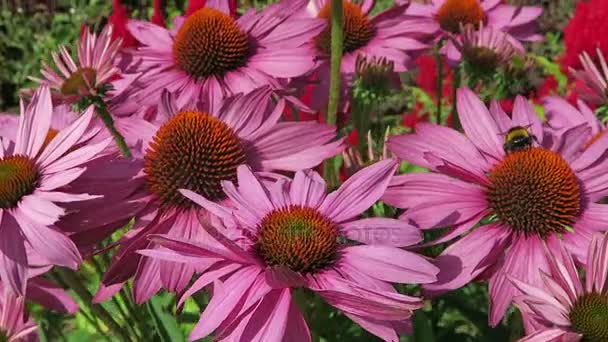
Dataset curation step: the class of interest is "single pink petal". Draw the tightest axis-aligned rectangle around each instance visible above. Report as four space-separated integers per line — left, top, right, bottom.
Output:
37 106 93 168
265 266 307 289
27 278 79 313
0 212 27 296
424 224 509 296
512 96 543 144
282 297 311 342
43 138 111 174
342 245 438 284
15 85 52 157
239 288 292 342
456 87 503 160
177 262 243 308
341 218 422 247
133 256 162 304
189 266 261 340
315 282 422 320
92 282 124 304
288 169 326 208
519 328 573 342
17 195 64 226
342 312 400 341
320 159 397 222
13 211 81 269
489 235 550 327
127 20 173 47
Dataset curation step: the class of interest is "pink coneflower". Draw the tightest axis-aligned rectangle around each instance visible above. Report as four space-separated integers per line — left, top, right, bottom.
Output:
448 23 519 69
96 87 344 303
383 87 608 326
0 86 111 295
511 233 608 341
32 25 128 105
570 49 608 106
139 160 439 341
306 0 430 112
406 0 542 49
123 0 324 111
0 287 38 341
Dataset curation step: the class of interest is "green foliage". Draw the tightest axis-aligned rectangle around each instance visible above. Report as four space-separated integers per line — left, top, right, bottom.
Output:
0 1 110 111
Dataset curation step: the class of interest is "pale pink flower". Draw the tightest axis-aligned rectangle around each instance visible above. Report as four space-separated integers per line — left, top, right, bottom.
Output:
448 23 520 67
0 287 38 342
571 49 608 106
511 233 608 341
0 86 111 295
139 160 438 341
31 25 134 105
383 87 608 326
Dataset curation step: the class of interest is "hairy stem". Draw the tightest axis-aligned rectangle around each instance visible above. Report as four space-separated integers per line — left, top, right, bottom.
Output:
435 50 444 125
323 0 344 186
96 104 132 158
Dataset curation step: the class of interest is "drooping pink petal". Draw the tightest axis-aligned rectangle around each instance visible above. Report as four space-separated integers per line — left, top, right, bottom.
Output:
0 213 28 296
341 218 422 247
319 159 397 223
341 245 438 284
13 211 81 269
189 266 261 340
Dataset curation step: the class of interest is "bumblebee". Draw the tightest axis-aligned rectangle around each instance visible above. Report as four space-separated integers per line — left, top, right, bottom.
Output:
503 126 536 153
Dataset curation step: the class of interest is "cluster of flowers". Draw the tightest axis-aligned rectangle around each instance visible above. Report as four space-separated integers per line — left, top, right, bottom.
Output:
2 0 608 340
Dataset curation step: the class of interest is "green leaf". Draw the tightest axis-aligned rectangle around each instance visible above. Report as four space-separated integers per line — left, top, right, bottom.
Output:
147 295 185 342
413 310 435 342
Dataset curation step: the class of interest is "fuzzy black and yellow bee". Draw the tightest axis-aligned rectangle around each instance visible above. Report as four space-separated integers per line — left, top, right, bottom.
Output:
502 126 537 153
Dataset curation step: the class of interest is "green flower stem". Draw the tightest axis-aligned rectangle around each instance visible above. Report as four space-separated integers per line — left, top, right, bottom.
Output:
323 0 344 186
451 65 462 131
96 104 132 158
56 268 133 342
326 0 343 126
435 49 444 125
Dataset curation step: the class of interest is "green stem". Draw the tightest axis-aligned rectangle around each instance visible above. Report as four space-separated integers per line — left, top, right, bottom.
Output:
90 257 138 338
451 65 462 131
56 268 132 342
50 272 112 341
326 0 343 126
435 50 444 125
323 0 344 187
96 104 132 158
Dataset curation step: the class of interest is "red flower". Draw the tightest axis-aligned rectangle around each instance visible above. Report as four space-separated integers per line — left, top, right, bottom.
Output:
151 0 166 27
414 54 452 99
402 102 430 129
108 0 138 47
561 0 608 70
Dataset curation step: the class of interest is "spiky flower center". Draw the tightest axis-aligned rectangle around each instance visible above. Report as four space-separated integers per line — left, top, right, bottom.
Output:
144 111 246 209
315 0 376 55
0 155 39 209
255 206 339 274
486 148 581 237
570 293 608 342
436 0 486 33
60 67 97 95
173 8 250 79
464 46 500 73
